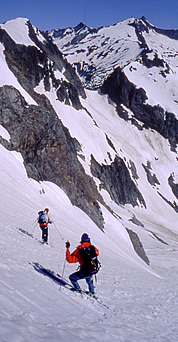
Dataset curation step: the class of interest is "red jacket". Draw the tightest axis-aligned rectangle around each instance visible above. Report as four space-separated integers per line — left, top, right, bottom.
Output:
66 242 99 265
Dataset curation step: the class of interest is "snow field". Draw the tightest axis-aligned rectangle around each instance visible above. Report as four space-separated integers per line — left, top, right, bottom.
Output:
0 143 178 341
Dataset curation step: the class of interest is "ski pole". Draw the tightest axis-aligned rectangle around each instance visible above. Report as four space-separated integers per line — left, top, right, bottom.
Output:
33 218 38 226
31 220 38 234
59 257 66 291
62 258 66 279
53 222 64 240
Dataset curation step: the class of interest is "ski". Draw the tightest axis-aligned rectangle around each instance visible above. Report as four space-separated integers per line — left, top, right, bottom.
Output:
74 289 109 309
17 227 36 239
32 263 109 309
43 269 74 290
38 241 53 247
17 228 53 246
32 263 74 290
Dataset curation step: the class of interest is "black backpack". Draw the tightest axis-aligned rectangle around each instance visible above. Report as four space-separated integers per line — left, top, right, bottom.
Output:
80 245 101 275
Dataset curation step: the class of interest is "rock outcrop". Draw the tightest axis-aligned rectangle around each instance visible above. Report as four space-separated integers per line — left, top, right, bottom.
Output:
91 154 146 208
126 228 150 265
0 86 104 230
100 67 177 151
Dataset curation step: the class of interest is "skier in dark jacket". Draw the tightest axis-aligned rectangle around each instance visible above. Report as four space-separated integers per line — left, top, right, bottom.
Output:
66 233 99 296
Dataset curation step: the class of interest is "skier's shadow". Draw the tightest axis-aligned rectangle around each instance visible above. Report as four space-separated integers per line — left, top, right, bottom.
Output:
31 262 71 289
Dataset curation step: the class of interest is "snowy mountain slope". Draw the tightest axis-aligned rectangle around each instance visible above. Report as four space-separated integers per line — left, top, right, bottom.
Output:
0 143 178 342
34 81 177 245
48 17 178 111
0 16 178 342
47 18 141 89
0 17 177 255
48 16 178 149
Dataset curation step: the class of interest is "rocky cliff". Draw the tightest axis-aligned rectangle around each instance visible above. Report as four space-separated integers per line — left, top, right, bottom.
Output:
100 67 177 152
0 21 106 229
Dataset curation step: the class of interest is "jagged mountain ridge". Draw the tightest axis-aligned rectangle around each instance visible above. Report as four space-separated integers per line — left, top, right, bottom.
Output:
48 17 178 150
47 16 178 92
0 17 177 265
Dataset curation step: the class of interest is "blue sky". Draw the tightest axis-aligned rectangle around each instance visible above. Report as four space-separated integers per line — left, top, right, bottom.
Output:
0 0 177 31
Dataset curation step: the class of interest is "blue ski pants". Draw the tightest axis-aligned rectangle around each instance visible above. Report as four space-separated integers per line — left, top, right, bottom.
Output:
69 271 94 294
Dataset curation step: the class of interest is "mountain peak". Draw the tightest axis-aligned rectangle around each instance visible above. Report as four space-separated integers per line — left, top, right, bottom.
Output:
74 22 87 31
0 17 36 46
1 17 29 26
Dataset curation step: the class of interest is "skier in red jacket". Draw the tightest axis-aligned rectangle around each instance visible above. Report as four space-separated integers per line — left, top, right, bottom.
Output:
66 233 99 296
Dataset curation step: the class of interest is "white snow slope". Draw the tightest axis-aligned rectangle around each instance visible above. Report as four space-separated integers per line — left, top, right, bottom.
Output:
0 144 178 342
0 18 178 342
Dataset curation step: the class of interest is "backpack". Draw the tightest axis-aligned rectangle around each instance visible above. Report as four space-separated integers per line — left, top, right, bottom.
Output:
38 211 46 224
80 245 101 275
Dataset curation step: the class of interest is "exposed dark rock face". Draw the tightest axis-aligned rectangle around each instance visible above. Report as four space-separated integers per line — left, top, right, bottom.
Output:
75 62 97 87
91 154 146 208
149 231 169 245
0 22 85 112
157 191 178 213
100 67 177 151
129 214 144 227
128 160 139 181
45 22 99 42
0 28 42 90
0 85 104 229
140 16 178 41
140 51 166 69
142 162 160 186
56 81 82 110
0 22 106 228
154 27 178 40
129 19 149 49
0 136 11 150
126 228 150 265
168 173 178 199
27 21 86 100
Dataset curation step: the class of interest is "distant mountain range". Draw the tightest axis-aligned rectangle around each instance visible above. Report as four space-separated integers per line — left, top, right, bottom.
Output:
47 17 178 88
47 16 178 150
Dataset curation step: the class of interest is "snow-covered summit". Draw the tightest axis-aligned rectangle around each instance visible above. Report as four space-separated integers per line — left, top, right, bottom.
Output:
48 17 139 87
48 21 99 40
0 18 36 46
48 17 178 116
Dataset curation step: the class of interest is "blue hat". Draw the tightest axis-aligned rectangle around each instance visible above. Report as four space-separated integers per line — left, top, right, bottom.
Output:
81 233 90 242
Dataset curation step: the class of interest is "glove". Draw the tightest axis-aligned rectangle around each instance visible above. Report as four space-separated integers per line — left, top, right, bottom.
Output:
65 241 70 249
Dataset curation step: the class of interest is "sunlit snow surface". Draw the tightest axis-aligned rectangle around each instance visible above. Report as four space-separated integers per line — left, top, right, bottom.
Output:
0 18 36 46
0 143 177 342
0 87 177 341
